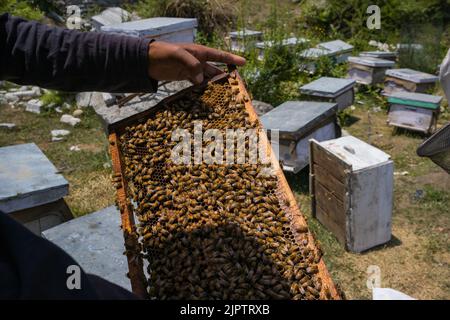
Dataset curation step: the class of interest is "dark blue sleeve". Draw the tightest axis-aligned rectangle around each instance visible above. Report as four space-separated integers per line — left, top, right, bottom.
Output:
0 13 158 93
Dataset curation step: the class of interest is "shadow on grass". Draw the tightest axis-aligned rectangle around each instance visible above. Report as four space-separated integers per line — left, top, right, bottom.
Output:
392 127 429 139
285 166 310 195
359 234 403 254
340 114 361 127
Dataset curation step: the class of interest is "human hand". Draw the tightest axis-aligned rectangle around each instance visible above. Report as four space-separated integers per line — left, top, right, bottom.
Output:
147 41 246 85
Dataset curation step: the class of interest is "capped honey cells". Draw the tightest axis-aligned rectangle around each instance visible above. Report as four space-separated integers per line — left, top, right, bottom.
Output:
116 79 329 300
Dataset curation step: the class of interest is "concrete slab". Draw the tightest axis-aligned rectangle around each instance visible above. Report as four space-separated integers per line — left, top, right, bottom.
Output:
0 143 69 213
42 206 132 291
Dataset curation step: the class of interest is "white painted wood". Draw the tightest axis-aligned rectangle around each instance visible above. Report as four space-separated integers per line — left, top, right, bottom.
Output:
101 18 197 43
335 89 354 110
387 104 434 133
276 121 338 173
349 162 394 252
319 135 391 170
311 136 393 252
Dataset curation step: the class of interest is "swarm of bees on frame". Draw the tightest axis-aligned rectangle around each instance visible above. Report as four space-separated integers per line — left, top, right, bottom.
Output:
117 75 329 300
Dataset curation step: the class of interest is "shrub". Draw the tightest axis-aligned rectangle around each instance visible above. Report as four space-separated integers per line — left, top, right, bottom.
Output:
0 0 44 20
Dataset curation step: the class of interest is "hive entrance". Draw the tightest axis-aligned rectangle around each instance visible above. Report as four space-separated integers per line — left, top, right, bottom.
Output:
117 80 326 300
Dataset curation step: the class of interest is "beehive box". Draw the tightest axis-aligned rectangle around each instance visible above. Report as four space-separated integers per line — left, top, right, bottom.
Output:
0 143 72 235
317 40 353 64
310 136 394 253
255 37 309 60
228 29 263 53
101 17 198 43
383 68 439 95
260 101 340 173
299 77 356 111
387 91 442 134
359 51 398 62
108 71 340 300
299 48 334 74
347 56 395 85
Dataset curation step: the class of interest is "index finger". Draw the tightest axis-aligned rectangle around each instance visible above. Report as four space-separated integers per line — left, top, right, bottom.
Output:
203 47 246 66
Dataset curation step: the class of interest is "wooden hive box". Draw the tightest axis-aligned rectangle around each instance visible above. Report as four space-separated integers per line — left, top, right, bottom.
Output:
255 37 309 61
260 101 340 174
101 17 198 43
300 77 356 111
299 48 334 74
360 51 398 62
347 56 395 85
228 29 263 53
310 136 394 253
383 68 439 95
0 143 72 235
317 40 354 64
387 91 442 134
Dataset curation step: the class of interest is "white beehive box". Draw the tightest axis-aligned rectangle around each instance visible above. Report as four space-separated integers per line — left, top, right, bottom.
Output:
299 48 334 74
260 101 340 173
101 17 198 43
228 29 263 53
255 37 309 60
0 143 72 235
310 136 394 253
387 91 442 134
300 77 356 111
347 56 395 85
317 40 353 64
384 68 439 95
360 51 398 61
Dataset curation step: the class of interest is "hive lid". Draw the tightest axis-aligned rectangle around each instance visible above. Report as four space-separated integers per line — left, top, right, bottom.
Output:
348 56 395 67
360 51 398 59
318 40 353 54
388 91 442 109
0 143 69 213
260 101 337 137
385 68 439 83
101 17 198 37
255 37 309 49
300 77 356 98
300 47 332 59
319 136 391 170
397 43 424 50
229 29 263 39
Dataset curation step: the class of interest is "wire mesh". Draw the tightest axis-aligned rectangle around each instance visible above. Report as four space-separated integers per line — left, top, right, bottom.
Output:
417 122 450 173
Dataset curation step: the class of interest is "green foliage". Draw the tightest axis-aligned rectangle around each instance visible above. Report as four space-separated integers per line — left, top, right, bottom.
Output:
0 0 44 20
299 0 449 43
128 0 235 41
126 0 168 19
40 90 66 106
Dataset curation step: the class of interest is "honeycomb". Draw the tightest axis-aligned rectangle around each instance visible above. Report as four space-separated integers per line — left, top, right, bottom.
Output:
117 79 327 300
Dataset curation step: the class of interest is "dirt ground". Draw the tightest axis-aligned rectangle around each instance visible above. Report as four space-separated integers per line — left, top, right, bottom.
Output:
1 87 449 300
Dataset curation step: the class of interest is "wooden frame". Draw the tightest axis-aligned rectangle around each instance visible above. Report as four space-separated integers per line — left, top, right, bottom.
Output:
109 71 341 299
